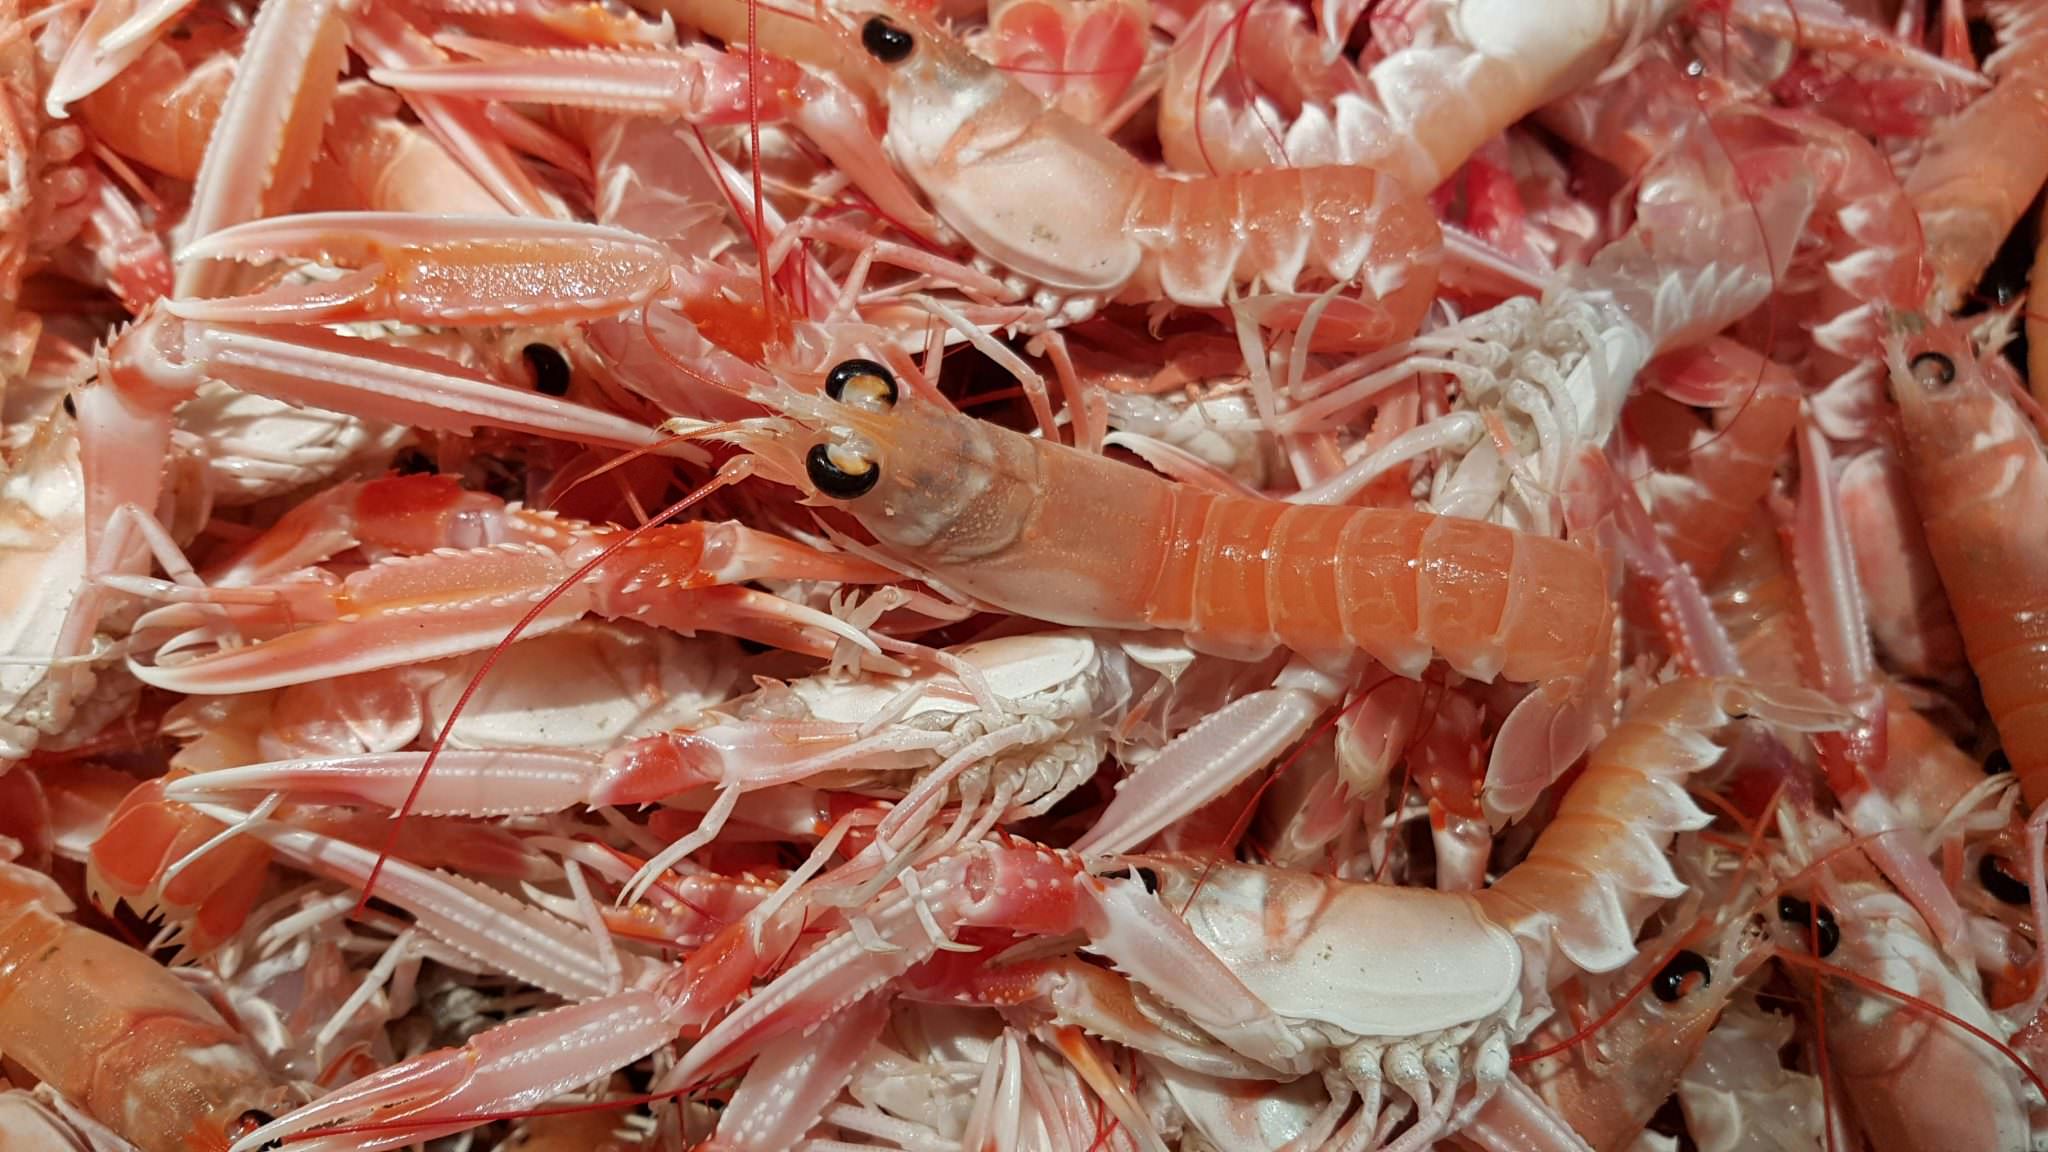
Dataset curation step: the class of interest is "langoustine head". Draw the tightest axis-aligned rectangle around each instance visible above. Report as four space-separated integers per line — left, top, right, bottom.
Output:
761 0 1003 107
1523 861 1774 1151
1884 312 2041 470
0 860 299 1152
717 357 1040 568
841 5 1015 113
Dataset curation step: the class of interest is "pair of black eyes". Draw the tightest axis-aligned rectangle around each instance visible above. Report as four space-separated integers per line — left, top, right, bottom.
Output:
861 15 915 63
804 359 901 499
1776 895 1841 957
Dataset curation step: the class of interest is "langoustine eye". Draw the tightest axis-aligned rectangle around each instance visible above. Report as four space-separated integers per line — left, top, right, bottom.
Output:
806 441 881 498
1651 950 1712 1003
825 358 900 412
861 16 914 63
1980 854 2030 906
521 343 571 396
1776 895 1841 957
230 1109 282 1150
1909 350 1956 388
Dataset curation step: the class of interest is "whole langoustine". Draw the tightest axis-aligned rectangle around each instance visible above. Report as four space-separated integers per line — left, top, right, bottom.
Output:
723 358 1611 684
1886 319 2048 804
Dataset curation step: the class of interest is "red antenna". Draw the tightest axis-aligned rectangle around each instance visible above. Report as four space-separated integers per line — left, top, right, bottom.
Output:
352 457 753 915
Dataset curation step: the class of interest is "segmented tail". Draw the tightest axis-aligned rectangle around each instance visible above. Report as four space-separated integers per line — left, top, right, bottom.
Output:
1477 678 1846 980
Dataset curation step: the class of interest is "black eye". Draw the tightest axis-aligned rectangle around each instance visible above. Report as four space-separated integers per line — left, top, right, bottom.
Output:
805 441 879 499
522 343 571 397
1777 895 1840 956
1909 351 1955 388
62 393 76 416
861 15 914 63
825 358 899 411
1986 748 2011 776
1980 854 2030 906
1652 950 1712 1003
231 1110 282 1149
1813 904 1840 956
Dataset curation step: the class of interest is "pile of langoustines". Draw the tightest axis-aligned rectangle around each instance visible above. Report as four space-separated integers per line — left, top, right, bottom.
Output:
2 0 2042 1148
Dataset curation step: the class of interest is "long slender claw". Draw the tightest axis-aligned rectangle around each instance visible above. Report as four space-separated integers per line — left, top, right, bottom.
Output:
993 961 1272 1081
1047 1030 1174 1152
45 0 200 114
129 545 598 694
713 994 890 1151
127 540 860 694
236 1048 478 1152
170 213 672 325
1790 415 1973 963
1074 878 1310 1074
1071 686 1328 856
123 578 344 644
175 0 355 295
367 42 797 125
190 802 635 999
658 855 977 1093
76 350 183 584
151 316 686 455
648 584 885 660
407 0 676 45
655 842 1137 1099
164 750 609 815
165 717 952 818
1727 0 1988 87
228 992 675 1152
